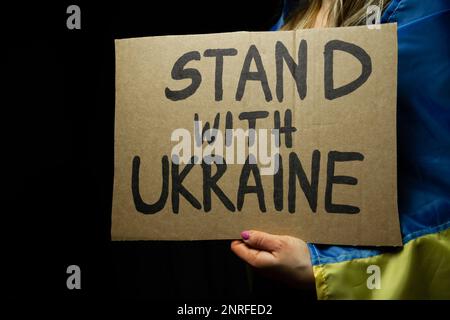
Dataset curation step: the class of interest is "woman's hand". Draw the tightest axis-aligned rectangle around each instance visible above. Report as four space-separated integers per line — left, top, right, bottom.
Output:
231 230 315 289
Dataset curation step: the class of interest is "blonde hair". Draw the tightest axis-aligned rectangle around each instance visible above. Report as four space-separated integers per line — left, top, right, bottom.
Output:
281 0 390 29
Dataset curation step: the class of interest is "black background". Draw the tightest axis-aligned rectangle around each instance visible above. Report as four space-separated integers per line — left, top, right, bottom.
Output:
5 0 317 301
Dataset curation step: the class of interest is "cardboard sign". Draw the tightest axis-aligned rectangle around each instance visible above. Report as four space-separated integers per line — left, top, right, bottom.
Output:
112 24 402 246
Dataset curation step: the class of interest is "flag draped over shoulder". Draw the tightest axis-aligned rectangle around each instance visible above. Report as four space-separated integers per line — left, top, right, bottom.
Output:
273 0 450 299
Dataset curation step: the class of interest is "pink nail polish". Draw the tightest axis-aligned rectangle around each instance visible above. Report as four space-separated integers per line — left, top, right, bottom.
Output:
241 231 250 240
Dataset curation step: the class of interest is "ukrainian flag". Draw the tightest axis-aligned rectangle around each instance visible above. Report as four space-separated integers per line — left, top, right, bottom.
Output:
274 0 450 299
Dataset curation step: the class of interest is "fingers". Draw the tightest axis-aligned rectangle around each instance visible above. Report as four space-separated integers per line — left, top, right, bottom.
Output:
230 230 284 267
240 230 284 252
231 232 316 288
230 240 275 267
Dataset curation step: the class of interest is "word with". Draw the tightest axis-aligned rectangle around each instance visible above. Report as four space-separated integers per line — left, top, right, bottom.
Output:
171 109 296 175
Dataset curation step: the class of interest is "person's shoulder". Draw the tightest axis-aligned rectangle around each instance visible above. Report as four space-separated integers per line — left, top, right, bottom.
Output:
382 0 450 25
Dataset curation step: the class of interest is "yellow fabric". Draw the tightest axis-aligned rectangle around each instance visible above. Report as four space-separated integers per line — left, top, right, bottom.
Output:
313 228 450 299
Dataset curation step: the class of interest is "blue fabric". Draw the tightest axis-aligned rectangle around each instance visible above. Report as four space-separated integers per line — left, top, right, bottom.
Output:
272 0 450 265
270 0 301 31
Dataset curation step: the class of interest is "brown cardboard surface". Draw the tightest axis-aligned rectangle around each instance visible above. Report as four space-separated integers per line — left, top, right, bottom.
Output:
112 24 402 246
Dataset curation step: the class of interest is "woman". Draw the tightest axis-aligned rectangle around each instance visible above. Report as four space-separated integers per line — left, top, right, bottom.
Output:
231 0 450 299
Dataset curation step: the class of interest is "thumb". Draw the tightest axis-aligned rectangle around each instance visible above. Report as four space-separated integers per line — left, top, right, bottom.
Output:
241 230 283 252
